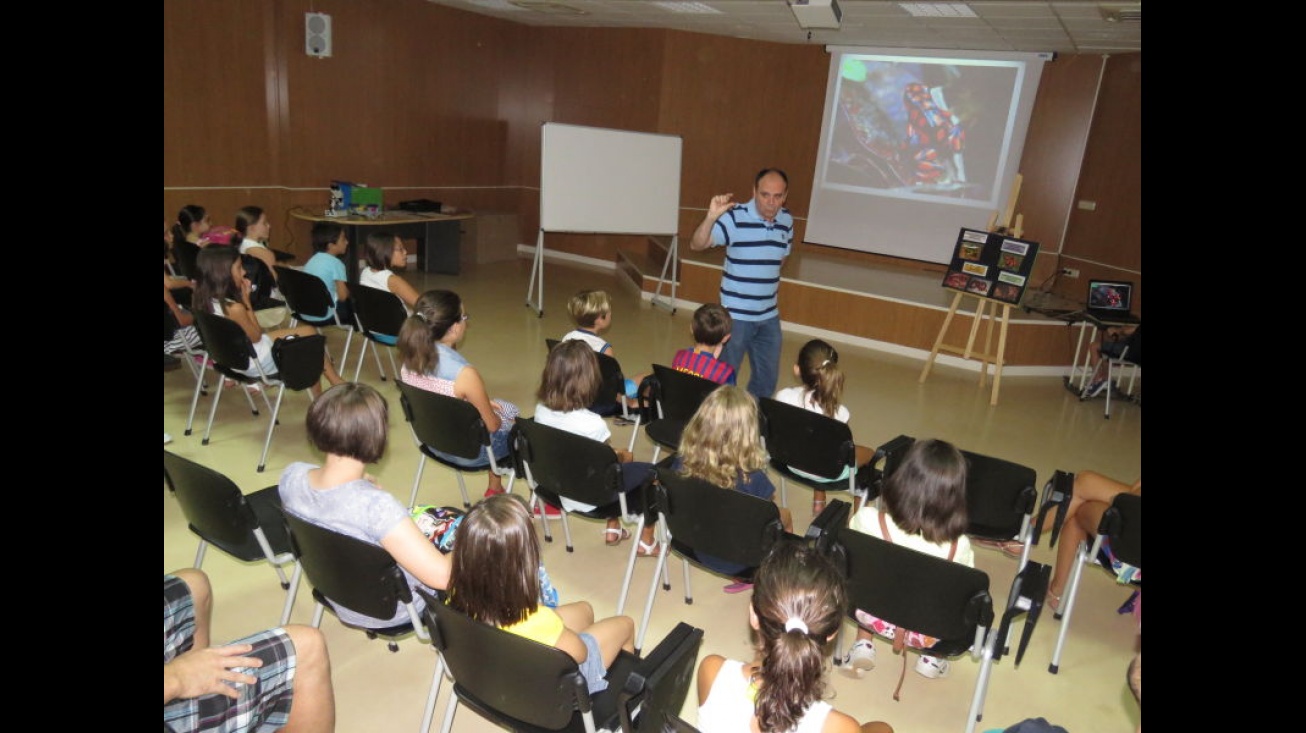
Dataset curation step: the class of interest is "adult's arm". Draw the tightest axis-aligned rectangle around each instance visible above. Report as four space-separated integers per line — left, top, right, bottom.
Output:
453 365 503 433
689 194 736 251
164 643 261 704
380 518 452 590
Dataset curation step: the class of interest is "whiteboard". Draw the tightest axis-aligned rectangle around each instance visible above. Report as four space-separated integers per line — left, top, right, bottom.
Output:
540 123 682 234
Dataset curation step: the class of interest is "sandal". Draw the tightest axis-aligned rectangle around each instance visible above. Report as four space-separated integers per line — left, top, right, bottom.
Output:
971 537 1024 559
812 498 827 515
636 540 660 558
1046 589 1064 615
604 527 632 546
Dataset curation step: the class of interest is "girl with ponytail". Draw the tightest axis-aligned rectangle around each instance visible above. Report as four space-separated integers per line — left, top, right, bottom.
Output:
696 542 893 733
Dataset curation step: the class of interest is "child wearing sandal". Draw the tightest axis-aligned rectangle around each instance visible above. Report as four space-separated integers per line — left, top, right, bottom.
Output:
844 438 973 680
532 340 659 556
1040 471 1141 615
449 493 637 693
772 339 875 516
673 385 793 593
696 541 894 733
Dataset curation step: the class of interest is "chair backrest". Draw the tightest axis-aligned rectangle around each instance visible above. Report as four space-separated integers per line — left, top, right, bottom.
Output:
354 285 409 341
396 380 490 462
164 449 287 560
653 464 786 568
513 417 624 508
193 311 260 376
283 511 415 622
647 364 721 423
617 622 704 733
274 265 336 322
174 239 200 281
545 339 627 416
757 396 855 479
871 435 1037 541
270 334 327 391
823 510 993 650
417 587 593 730
1100 493 1141 568
959 449 1038 541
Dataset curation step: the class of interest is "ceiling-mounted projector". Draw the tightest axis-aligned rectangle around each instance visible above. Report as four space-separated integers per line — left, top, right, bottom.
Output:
788 0 842 30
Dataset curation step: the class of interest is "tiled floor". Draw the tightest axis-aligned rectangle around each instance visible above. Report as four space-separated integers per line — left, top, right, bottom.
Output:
164 255 1141 733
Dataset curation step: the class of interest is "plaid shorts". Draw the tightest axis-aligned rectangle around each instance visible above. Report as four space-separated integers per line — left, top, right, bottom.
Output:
163 575 298 733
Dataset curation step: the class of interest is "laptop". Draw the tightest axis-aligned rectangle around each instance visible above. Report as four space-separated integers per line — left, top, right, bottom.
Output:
1085 280 1140 324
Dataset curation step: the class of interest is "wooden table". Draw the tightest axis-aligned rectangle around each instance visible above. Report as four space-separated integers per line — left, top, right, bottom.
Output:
288 207 474 289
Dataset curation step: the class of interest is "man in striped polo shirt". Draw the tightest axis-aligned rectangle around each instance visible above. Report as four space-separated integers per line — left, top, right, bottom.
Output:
689 168 793 399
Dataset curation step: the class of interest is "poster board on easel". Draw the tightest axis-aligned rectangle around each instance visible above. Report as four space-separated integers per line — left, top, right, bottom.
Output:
921 227 1041 405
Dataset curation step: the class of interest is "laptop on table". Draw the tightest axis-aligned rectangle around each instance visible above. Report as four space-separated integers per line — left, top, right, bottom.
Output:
1085 280 1140 324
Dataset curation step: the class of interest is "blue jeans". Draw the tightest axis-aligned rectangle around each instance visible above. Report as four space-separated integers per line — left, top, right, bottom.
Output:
720 316 782 400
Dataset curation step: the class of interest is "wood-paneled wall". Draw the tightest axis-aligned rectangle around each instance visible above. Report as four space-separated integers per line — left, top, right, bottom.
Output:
165 0 1140 316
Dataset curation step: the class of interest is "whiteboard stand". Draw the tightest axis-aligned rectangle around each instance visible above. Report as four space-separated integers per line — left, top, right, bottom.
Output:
649 235 679 314
525 229 545 317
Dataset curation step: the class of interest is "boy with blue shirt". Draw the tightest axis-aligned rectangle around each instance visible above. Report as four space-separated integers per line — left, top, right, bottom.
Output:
303 222 354 325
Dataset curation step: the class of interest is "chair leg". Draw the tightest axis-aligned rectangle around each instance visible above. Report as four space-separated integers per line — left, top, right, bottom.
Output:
455 473 470 509
1048 541 1090 673
419 656 445 733
193 540 208 568
438 690 459 733
965 637 998 733
352 340 370 382
369 339 386 381
280 563 302 627
559 512 575 552
636 534 671 652
257 386 287 473
409 457 427 508
616 517 644 615
201 379 227 446
185 359 210 436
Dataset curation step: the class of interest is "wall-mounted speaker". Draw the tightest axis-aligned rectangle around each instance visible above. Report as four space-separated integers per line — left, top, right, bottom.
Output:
305 12 332 58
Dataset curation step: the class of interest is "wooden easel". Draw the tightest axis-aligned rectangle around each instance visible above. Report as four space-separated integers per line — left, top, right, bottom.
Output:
919 176 1024 406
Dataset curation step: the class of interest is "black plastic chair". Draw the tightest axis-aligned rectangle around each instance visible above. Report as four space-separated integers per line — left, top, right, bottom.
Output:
511 417 649 613
546 338 639 425
1081 324 1142 419
282 511 430 650
396 380 516 508
188 311 326 472
616 622 704 733
417 586 642 733
173 239 200 281
813 500 998 733
165 301 208 394
632 462 790 650
757 396 859 509
274 264 356 369
871 435 1040 566
1047 492 1140 674
352 285 409 382
632 364 722 461
163 449 300 625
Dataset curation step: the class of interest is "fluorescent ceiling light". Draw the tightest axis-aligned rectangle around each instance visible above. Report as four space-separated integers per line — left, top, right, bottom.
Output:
897 3 978 18
652 2 723 14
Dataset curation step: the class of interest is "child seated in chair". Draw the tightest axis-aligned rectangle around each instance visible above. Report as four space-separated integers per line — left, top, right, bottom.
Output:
560 289 645 406
532 340 659 555
670 303 736 386
772 339 876 516
844 438 974 681
449 493 636 693
673 385 793 593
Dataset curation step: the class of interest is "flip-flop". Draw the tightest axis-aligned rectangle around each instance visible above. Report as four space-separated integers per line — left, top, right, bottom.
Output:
604 527 632 546
636 540 660 557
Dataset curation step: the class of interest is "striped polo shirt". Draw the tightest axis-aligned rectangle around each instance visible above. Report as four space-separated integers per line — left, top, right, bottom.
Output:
710 199 793 322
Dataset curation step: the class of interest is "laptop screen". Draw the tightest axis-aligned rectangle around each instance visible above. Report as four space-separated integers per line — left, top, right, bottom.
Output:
1087 280 1133 313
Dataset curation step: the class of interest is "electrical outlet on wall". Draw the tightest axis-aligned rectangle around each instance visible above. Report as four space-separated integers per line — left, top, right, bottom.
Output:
1061 267 1079 278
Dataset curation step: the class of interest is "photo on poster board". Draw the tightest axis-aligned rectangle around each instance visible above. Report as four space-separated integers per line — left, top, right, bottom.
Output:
941 227 1039 305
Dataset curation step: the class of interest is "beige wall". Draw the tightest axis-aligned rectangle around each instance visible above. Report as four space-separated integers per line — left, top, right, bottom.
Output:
165 0 1141 316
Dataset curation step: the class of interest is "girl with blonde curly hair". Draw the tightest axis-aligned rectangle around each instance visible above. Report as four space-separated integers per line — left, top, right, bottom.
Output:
673 385 792 593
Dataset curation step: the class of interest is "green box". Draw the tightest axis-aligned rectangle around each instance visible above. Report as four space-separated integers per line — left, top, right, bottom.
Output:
350 186 384 212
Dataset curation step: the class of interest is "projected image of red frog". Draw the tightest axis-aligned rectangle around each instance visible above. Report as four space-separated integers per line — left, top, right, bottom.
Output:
830 57 976 197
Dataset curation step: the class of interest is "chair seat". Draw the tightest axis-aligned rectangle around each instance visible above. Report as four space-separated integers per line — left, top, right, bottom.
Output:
450 649 640 733
309 588 418 640
534 488 624 520
644 420 687 451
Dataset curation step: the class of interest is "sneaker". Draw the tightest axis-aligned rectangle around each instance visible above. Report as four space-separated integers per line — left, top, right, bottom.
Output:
915 655 950 679
1083 377 1109 399
723 581 754 594
847 639 877 672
